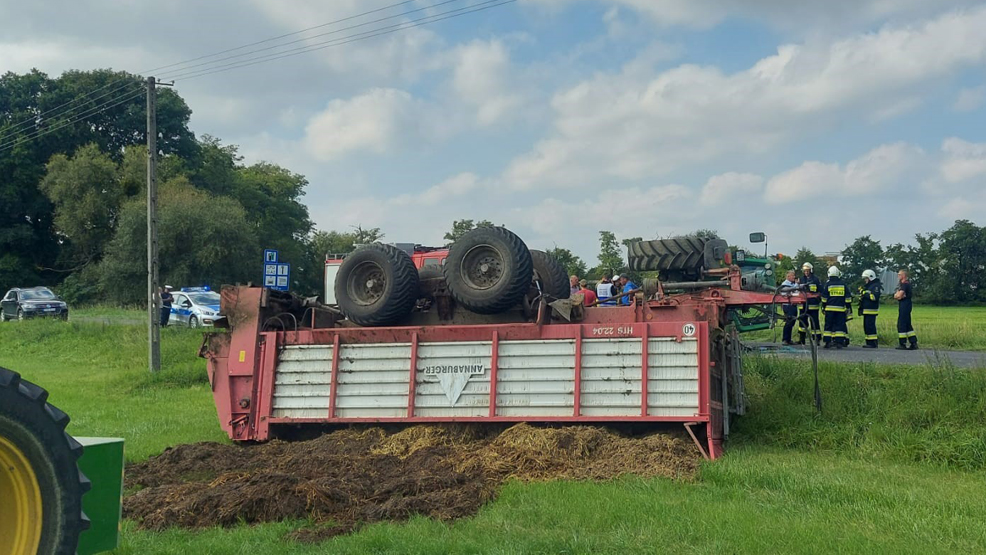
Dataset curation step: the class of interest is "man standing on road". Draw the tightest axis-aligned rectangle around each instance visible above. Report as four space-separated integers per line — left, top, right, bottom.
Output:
160 285 174 327
570 275 580 297
859 269 882 348
579 279 597 307
798 262 822 345
781 270 799 345
894 269 918 350
821 266 851 349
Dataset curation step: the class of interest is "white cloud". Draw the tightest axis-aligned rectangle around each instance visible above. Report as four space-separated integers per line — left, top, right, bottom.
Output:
525 0 982 30
502 6 986 191
303 88 431 160
764 142 926 204
953 86 986 112
700 172 763 205
940 138 986 183
451 39 524 126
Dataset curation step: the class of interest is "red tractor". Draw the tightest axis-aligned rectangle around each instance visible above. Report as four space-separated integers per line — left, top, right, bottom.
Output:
203 227 809 460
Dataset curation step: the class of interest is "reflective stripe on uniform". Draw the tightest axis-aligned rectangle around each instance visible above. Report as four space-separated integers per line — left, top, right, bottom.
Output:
824 306 846 312
862 309 878 315
822 331 833 338
832 332 848 338
865 334 879 340
898 332 917 338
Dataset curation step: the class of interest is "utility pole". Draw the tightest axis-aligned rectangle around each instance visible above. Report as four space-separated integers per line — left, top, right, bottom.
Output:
147 76 160 373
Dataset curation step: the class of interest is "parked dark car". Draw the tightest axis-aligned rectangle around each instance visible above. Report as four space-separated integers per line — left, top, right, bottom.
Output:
0 287 69 321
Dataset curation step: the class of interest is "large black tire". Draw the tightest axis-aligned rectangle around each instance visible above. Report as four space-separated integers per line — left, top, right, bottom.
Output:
444 227 533 314
0 366 90 555
334 243 419 326
628 237 707 272
530 249 570 300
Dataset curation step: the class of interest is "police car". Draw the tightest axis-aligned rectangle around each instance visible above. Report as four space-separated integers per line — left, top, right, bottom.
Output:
170 287 221 327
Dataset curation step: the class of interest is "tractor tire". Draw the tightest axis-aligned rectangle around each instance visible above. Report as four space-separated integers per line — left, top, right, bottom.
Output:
530 249 570 300
444 227 533 315
335 243 419 326
628 237 707 272
0 366 90 555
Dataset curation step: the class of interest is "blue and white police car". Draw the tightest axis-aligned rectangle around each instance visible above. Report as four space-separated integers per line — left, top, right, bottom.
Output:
170 287 222 327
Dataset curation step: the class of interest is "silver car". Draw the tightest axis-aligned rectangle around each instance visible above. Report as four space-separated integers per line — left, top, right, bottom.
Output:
170 288 222 327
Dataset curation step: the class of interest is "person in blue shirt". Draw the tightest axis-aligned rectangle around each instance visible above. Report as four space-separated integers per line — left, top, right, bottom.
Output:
618 275 637 306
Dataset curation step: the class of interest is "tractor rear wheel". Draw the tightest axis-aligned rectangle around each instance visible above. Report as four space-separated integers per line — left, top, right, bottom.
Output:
530 249 570 300
628 237 706 273
335 243 419 326
444 227 533 314
0 366 89 555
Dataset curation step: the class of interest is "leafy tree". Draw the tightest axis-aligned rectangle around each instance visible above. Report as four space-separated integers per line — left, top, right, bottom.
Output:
98 178 257 302
0 69 196 293
597 231 624 275
545 247 588 279
443 219 494 244
793 247 822 275
840 235 884 289
689 229 720 240
39 143 124 268
933 220 986 304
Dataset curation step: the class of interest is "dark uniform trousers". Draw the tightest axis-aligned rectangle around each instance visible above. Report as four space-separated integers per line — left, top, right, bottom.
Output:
859 281 881 348
822 279 850 347
798 274 823 344
898 305 917 347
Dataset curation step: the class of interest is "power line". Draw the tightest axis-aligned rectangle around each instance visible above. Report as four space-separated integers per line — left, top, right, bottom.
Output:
163 0 516 82
0 0 515 152
153 0 465 79
0 86 145 153
0 0 429 139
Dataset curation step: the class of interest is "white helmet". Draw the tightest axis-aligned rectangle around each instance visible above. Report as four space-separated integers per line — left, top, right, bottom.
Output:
862 269 876 281
827 266 841 277
801 262 813 271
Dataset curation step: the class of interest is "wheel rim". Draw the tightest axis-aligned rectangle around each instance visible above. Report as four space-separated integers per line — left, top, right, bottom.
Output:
347 261 387 306
459 245 505 290
190 316 198 328
0 435 44 555
17 310 23 321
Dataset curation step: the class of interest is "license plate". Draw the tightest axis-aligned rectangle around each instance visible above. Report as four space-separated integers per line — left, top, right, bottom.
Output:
44 308 57 313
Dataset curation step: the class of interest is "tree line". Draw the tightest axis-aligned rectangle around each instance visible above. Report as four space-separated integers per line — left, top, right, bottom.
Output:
3 70 980 306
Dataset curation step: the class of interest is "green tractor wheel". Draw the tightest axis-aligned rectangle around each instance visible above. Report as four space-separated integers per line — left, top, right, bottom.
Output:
0 366 90 555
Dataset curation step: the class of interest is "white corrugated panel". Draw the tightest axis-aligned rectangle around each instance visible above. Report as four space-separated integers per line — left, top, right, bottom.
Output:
273 344 334 419
414 341 491 417
496 340 575 417
335 343 411 418
646 338 699 417
580 339 642 416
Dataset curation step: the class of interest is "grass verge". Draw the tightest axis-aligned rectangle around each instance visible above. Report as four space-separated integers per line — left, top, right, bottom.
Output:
2 318 985 553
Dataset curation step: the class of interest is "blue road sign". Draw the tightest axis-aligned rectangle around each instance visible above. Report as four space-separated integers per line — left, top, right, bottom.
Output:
262 250 289 291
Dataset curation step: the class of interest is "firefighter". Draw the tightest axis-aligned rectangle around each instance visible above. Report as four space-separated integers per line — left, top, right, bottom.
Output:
821 266 851 349
858 269 881 348
894 269 918 350
797 262 822 345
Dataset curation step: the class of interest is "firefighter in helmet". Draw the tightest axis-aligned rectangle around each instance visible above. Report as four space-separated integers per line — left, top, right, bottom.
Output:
858 269 881 348
797 262 822 345
821 266 851 348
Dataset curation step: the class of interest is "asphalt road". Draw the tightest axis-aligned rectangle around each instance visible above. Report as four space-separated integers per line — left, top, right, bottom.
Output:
744 341 986 368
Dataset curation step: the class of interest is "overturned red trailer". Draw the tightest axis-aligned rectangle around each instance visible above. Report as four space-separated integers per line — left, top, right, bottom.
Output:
201 271 803 460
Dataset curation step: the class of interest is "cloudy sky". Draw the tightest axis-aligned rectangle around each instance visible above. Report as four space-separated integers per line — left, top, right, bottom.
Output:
3 0 985 262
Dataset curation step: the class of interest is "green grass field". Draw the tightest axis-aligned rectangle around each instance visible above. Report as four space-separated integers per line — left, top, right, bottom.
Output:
2 317 986 554
749 305 986 350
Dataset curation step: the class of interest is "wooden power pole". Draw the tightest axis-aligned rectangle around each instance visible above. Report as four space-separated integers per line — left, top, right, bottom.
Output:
147 76 160 373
